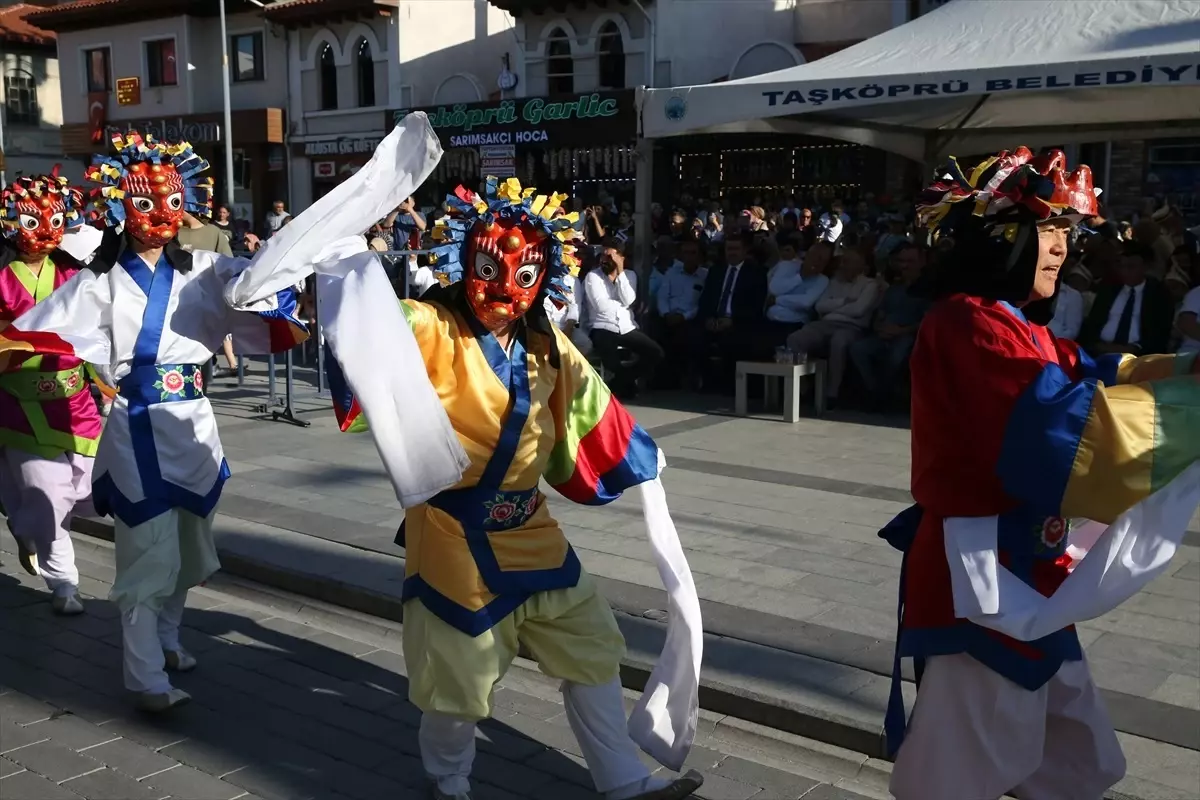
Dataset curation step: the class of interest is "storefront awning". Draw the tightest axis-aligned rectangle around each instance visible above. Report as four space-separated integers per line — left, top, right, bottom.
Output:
641 0 1200 161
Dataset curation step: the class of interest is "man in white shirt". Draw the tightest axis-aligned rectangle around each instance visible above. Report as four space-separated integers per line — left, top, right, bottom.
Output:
817 201 846 244
584 238 664 399
654 237 708 386
1176 283 1200 352
1079 242 1173 355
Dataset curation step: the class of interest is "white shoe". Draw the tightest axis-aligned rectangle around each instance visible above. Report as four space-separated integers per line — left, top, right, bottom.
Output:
429 786 471 800
51 591 85 616
15 538 38 576
626 771 705 800
136 688 191 713
164 648 197 672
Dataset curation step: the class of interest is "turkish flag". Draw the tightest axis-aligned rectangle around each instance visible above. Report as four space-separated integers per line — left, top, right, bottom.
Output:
87 92 108 144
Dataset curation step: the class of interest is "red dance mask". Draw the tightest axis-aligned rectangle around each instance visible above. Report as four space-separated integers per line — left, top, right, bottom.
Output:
12 195 68 258
120 162 185 247
465 220 547 331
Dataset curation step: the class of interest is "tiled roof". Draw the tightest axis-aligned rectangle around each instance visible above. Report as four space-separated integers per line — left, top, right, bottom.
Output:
0 3 57 48
26 0 266 31
261 0 397 24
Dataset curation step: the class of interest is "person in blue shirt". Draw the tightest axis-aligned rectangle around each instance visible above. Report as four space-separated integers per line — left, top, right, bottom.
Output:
849 242 930 409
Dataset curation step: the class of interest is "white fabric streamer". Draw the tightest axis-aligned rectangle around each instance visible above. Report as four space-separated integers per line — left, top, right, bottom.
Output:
315 249 468 507
627 449 704 771
224 111 443 306
945 461 1200 642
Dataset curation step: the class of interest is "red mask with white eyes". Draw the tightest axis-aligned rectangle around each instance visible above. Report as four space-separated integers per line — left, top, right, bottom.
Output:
12 196 68 258
465 220 546 331
120 161 186 246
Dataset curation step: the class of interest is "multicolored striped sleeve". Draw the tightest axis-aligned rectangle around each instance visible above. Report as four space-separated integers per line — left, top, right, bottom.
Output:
324 298 431 434
228 287 309 355
543 329 660 505
1058 338 1197 387
0 271 111 371
997 352 1200 524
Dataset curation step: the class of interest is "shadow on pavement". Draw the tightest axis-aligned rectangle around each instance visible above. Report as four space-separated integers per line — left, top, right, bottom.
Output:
0 572 598 800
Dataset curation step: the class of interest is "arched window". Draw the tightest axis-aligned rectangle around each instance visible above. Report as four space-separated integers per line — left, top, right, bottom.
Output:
546 28 573 95
597 22 625 89
355 37 375 108
3 69 39 125
319 42 338 110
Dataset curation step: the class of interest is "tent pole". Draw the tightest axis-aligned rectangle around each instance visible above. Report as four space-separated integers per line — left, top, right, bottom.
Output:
633 86 653 300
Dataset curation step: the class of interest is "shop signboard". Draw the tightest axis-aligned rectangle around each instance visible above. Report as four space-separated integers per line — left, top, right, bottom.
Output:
304 137 382 156
106 118 220 144
388 91 635 150
116 77 140 107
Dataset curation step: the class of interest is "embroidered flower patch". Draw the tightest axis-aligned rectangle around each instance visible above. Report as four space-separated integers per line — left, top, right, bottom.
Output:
484 494 519 524
153 367 194 400
1040 516 1069 549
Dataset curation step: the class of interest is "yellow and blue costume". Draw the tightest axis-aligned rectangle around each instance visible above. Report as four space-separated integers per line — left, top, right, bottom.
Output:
322 176 704 799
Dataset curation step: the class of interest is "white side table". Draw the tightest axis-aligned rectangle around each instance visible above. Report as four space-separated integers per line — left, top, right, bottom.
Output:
735 360 827 422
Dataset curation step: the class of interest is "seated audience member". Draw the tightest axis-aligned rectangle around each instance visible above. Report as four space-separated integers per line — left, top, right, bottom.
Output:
1177 280 1200 353
848 243 930 409
1049 281 1085 341
656 237 708 325
817 200 848 243
763 238 831 343
686 231 768 390
584 237 663 399
1078 242 1174 355
655 237 709 385
786 248 880 408
1064 261 1097 316
546 273 592 356
648 235 682 312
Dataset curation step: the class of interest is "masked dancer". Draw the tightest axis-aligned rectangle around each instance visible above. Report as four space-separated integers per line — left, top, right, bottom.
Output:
882 148 1200 800
0 170 102 614
0 116 441 711
316 176 705 800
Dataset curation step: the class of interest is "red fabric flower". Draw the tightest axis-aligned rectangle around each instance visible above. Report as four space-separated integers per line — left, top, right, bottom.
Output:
1041 517 1068 548
161 370 185 394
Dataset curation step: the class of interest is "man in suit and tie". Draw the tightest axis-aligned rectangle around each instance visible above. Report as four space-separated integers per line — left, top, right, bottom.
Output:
684 230 768 389
1078 242 1174 355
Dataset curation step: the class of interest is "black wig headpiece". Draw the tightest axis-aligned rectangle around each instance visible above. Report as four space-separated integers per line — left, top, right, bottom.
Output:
916 146 1100 324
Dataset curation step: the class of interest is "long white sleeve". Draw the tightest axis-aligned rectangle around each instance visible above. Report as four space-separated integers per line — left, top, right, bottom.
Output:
944 461 1200 642
6 269 113 370
223 112 443 308
315 243 468 507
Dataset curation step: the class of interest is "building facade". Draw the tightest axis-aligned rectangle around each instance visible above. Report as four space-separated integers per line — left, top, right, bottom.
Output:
275 0 515 210
0 2 71 182
27 0 289 230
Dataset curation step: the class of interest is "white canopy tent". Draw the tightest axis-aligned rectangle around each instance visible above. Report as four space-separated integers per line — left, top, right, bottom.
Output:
640 0 1200 162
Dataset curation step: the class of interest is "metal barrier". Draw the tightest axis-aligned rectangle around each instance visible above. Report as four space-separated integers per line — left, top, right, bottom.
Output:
238 248 433 429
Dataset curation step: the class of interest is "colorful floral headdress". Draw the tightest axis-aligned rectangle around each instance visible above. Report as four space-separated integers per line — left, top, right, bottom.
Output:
916 147 1100 243
429 176 583 305
0 168 86 240
85 131 214 228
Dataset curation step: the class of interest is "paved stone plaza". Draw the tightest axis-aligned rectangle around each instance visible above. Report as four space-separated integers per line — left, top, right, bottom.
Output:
0 534 890 800
18 363 1200 799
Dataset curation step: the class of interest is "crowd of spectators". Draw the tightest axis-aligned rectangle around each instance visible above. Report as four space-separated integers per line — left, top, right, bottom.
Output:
544 190 1200 411
202 184 1199 415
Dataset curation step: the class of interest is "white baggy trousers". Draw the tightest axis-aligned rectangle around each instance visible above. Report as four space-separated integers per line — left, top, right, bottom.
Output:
890 653 1126 800
112 508 220 694
0 447 93 595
